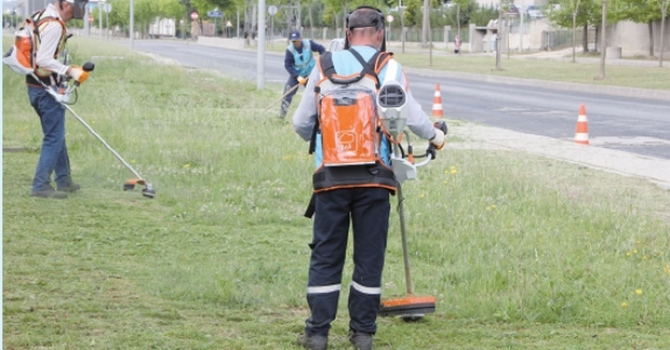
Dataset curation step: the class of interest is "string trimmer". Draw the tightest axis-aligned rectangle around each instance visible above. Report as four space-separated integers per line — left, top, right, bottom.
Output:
35 63 156 199
376 81 448 321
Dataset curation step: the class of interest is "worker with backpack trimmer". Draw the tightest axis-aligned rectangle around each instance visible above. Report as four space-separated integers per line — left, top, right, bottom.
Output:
5 0 90 199
279 30 325 119
291 6 446 350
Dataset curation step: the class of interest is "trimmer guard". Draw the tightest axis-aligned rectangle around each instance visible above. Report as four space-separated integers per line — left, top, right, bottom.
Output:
379 295 436 317
391 155 417 184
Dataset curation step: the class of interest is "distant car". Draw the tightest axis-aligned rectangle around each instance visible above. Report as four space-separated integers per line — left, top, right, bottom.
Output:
526 5 544 19
327 38 345 52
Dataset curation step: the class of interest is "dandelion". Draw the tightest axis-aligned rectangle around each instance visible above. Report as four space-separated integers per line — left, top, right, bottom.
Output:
621 302 628 308
183 163 191 169
420 193 425 198
626 252 631 257
633 249 638 254
443 180 448 185
635 289 642 295
450 166 457 175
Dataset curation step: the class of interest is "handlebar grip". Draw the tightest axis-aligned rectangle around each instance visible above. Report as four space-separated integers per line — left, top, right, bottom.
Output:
434 120 448 135
426 144 436 161
82 62 95 72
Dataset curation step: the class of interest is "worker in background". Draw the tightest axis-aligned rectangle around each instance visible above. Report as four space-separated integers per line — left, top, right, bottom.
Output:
279 30 325 118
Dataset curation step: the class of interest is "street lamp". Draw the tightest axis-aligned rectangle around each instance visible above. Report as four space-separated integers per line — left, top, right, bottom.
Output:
130 0 134 50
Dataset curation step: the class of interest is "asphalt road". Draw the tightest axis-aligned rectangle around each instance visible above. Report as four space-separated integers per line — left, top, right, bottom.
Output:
128 39 670 160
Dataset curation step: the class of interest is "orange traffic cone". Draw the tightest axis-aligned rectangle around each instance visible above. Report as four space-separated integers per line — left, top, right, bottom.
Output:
432 83 444 118
574 104 589 145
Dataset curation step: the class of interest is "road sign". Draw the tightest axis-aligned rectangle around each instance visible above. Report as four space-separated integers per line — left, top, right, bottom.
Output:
268 5 277 16
102 3 112 13
208 10 223 18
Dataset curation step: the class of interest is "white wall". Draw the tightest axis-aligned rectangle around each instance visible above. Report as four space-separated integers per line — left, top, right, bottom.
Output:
608 19 670 57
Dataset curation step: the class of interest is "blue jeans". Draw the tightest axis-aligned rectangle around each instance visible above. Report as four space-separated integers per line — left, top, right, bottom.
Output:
28 85 72 192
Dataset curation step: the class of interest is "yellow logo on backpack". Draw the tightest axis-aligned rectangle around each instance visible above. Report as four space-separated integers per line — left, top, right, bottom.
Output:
3 11 65 76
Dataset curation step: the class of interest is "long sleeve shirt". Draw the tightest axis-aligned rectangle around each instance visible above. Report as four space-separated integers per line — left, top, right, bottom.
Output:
283 39 326 77
34 4 69 77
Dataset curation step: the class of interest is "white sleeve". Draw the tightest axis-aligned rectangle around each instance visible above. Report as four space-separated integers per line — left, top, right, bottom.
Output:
292 68 320 141
396 69 436 140
34 21 69 76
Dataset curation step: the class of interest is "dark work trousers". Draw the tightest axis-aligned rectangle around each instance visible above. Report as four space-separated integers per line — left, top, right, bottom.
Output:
280 75 300 116
304 187 391 336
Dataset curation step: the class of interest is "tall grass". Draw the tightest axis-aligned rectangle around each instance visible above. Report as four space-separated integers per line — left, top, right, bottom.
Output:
3 36 670 349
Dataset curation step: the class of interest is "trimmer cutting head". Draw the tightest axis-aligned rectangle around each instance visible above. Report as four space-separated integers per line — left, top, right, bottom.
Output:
123 178 156 198
379 295 436 321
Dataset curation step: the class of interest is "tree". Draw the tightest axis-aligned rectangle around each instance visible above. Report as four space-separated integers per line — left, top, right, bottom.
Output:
404 0 421 27
451 0 471 38
657 0 669 66
598 0 607 79
570 0 581 62
547 0 598 52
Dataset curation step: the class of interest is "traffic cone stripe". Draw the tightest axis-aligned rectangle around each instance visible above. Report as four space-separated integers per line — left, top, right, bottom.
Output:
574 104 589 145
432 83 444 118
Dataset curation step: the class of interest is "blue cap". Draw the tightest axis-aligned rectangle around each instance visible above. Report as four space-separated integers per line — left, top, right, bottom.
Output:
289 31 301 41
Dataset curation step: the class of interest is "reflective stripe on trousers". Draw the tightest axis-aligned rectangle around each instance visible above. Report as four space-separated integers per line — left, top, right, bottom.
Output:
304 187 390 336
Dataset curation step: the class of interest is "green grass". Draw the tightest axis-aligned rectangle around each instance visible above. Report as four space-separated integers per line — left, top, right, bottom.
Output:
3 37 670 349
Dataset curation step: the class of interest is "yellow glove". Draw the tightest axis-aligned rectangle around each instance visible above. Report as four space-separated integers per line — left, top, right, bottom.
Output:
297 76 308 85
68 65 89 85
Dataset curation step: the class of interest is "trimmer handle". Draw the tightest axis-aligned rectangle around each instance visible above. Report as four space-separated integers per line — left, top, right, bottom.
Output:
423 144 436 165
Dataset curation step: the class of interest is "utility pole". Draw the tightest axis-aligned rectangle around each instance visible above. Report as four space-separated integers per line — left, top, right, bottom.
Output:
99 1 103 39
130 0 134 50
257 0 266 89
519 0 524 52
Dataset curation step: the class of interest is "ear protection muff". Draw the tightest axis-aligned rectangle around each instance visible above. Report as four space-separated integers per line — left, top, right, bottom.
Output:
60 0 88 20
344 6 386 51
72 0 88 20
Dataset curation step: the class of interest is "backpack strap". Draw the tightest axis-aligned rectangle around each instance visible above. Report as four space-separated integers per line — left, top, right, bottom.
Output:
318 51 336 82
348 49 382 89
308 113 319 155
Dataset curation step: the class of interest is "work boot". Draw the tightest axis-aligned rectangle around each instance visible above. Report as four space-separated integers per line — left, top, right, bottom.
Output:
349 331 373 350
31 187 67 199
279 101 289 119
297 333 328 350
58 182 81 192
